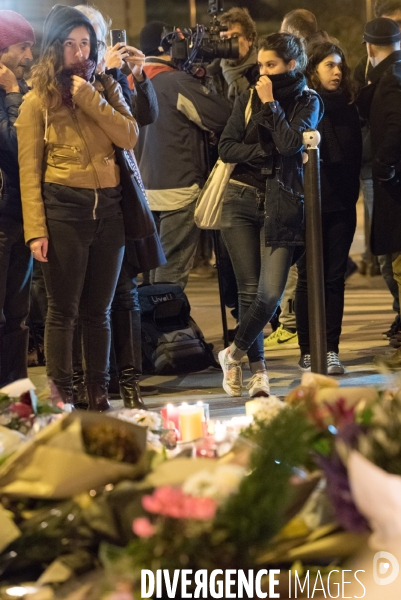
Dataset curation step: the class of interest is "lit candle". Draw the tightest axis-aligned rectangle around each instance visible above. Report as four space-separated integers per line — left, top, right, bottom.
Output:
161 404 180 432
214 421 227 442
179 405 203 442
196 401 209 436
196 401 210 421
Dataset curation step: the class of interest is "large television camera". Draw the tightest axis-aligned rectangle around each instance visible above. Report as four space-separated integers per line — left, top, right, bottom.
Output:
162 0 239 75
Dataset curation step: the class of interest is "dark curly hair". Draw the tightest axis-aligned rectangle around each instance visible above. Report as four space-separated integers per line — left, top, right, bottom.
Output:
220 7 257 44
258 32 307 72
306 42 356 101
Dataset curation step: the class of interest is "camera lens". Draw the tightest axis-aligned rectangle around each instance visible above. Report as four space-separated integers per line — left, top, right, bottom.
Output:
215 37 239 59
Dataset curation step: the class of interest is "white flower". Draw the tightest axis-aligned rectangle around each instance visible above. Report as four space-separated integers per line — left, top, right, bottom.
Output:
146 430 163 452
183 464 246 502
114 409 162 431
254 395 286 423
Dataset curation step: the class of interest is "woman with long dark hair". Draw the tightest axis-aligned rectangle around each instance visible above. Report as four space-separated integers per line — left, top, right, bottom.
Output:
218 33 323 398
16 5 138 410
295 42 362 374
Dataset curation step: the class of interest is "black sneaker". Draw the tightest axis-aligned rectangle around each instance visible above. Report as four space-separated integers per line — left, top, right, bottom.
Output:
298 354 311 372
327 351 345 375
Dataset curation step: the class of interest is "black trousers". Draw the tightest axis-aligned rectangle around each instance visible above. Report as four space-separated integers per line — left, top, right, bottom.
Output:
0 215 33 386
41 216 125 391
295 209 357 355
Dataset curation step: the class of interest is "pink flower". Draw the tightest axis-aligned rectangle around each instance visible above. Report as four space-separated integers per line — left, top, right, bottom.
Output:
326 397 355 427
133 517 156 538
8 402 33 419
141 486 217 520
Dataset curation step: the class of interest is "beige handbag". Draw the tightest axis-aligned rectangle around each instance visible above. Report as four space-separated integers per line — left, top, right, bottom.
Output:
194 90 254 230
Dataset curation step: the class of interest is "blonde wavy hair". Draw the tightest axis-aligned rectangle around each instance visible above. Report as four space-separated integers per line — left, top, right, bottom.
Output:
30 40 66 109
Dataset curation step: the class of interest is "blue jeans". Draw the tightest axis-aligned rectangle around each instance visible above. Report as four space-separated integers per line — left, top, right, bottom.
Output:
220 182 295 364
152 199 200 289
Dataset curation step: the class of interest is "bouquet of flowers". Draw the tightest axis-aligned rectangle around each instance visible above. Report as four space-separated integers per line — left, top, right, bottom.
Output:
0 378 65 440
101 404 322 586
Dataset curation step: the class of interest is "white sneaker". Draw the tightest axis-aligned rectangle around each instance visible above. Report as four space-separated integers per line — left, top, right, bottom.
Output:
327 351 345 375
246 371 270 398
218 348 243 397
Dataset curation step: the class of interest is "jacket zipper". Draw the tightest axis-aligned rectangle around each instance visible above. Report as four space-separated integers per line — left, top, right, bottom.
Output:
93 189 99 219
52 154 81 162
103 149 115 165
69 106 101 219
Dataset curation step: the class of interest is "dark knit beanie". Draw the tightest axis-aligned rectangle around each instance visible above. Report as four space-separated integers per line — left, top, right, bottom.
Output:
0 10 35 52
140 21 168 56
363 17 401 45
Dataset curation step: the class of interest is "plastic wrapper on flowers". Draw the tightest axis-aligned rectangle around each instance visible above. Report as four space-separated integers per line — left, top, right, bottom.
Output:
0 454 232 580
0 412 148 499
0 378 67 461
0 478 153 580
99 405 333 583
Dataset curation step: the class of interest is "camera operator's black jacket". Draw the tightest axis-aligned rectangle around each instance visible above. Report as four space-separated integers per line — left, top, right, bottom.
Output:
219 87 323 247
0 81 28 222
356 50 401 255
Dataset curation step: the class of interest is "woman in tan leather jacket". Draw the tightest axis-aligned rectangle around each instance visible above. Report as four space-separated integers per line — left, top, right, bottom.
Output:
16 5 138 410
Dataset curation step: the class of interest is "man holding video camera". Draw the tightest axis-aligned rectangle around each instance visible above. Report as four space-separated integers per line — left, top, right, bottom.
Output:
207 7 258 105
137 21 231 290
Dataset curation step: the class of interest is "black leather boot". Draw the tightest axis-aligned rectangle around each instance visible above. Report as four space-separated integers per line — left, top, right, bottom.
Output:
86 382 111 412
111 309 148 410
53 383 74 407
72 370 89 410
119 367 146 409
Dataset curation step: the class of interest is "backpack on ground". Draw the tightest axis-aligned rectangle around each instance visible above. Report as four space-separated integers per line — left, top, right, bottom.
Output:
138 284 216 375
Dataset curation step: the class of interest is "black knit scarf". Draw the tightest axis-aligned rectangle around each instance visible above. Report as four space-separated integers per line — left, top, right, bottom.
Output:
251 70 306 115
317 88 350 165
58 58 96 107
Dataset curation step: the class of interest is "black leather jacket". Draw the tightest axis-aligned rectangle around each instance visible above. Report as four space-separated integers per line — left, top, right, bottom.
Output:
219 87 324 247
0 81 28 222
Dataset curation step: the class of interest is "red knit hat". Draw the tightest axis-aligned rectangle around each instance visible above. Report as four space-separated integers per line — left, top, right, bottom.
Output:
0 10 35 52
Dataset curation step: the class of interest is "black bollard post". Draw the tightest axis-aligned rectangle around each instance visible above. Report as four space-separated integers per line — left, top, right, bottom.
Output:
303 130 327 375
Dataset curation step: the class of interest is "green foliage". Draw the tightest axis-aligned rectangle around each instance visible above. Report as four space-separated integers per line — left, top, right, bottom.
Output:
108 405 319 577
214 406 317 566
359 393 401 476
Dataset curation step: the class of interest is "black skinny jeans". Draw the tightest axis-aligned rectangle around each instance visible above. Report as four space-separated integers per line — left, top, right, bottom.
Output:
42 215 125 391
295 208 357 355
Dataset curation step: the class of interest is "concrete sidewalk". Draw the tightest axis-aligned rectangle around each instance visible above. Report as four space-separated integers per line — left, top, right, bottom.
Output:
28 200 400 419
28 267 398 420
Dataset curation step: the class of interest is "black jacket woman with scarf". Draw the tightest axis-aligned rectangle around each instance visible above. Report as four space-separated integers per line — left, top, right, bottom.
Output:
295 42 362 375
217 33 323 399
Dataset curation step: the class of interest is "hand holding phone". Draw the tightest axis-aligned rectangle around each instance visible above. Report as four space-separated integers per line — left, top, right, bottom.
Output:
110 29 127 48
104 43 130 70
